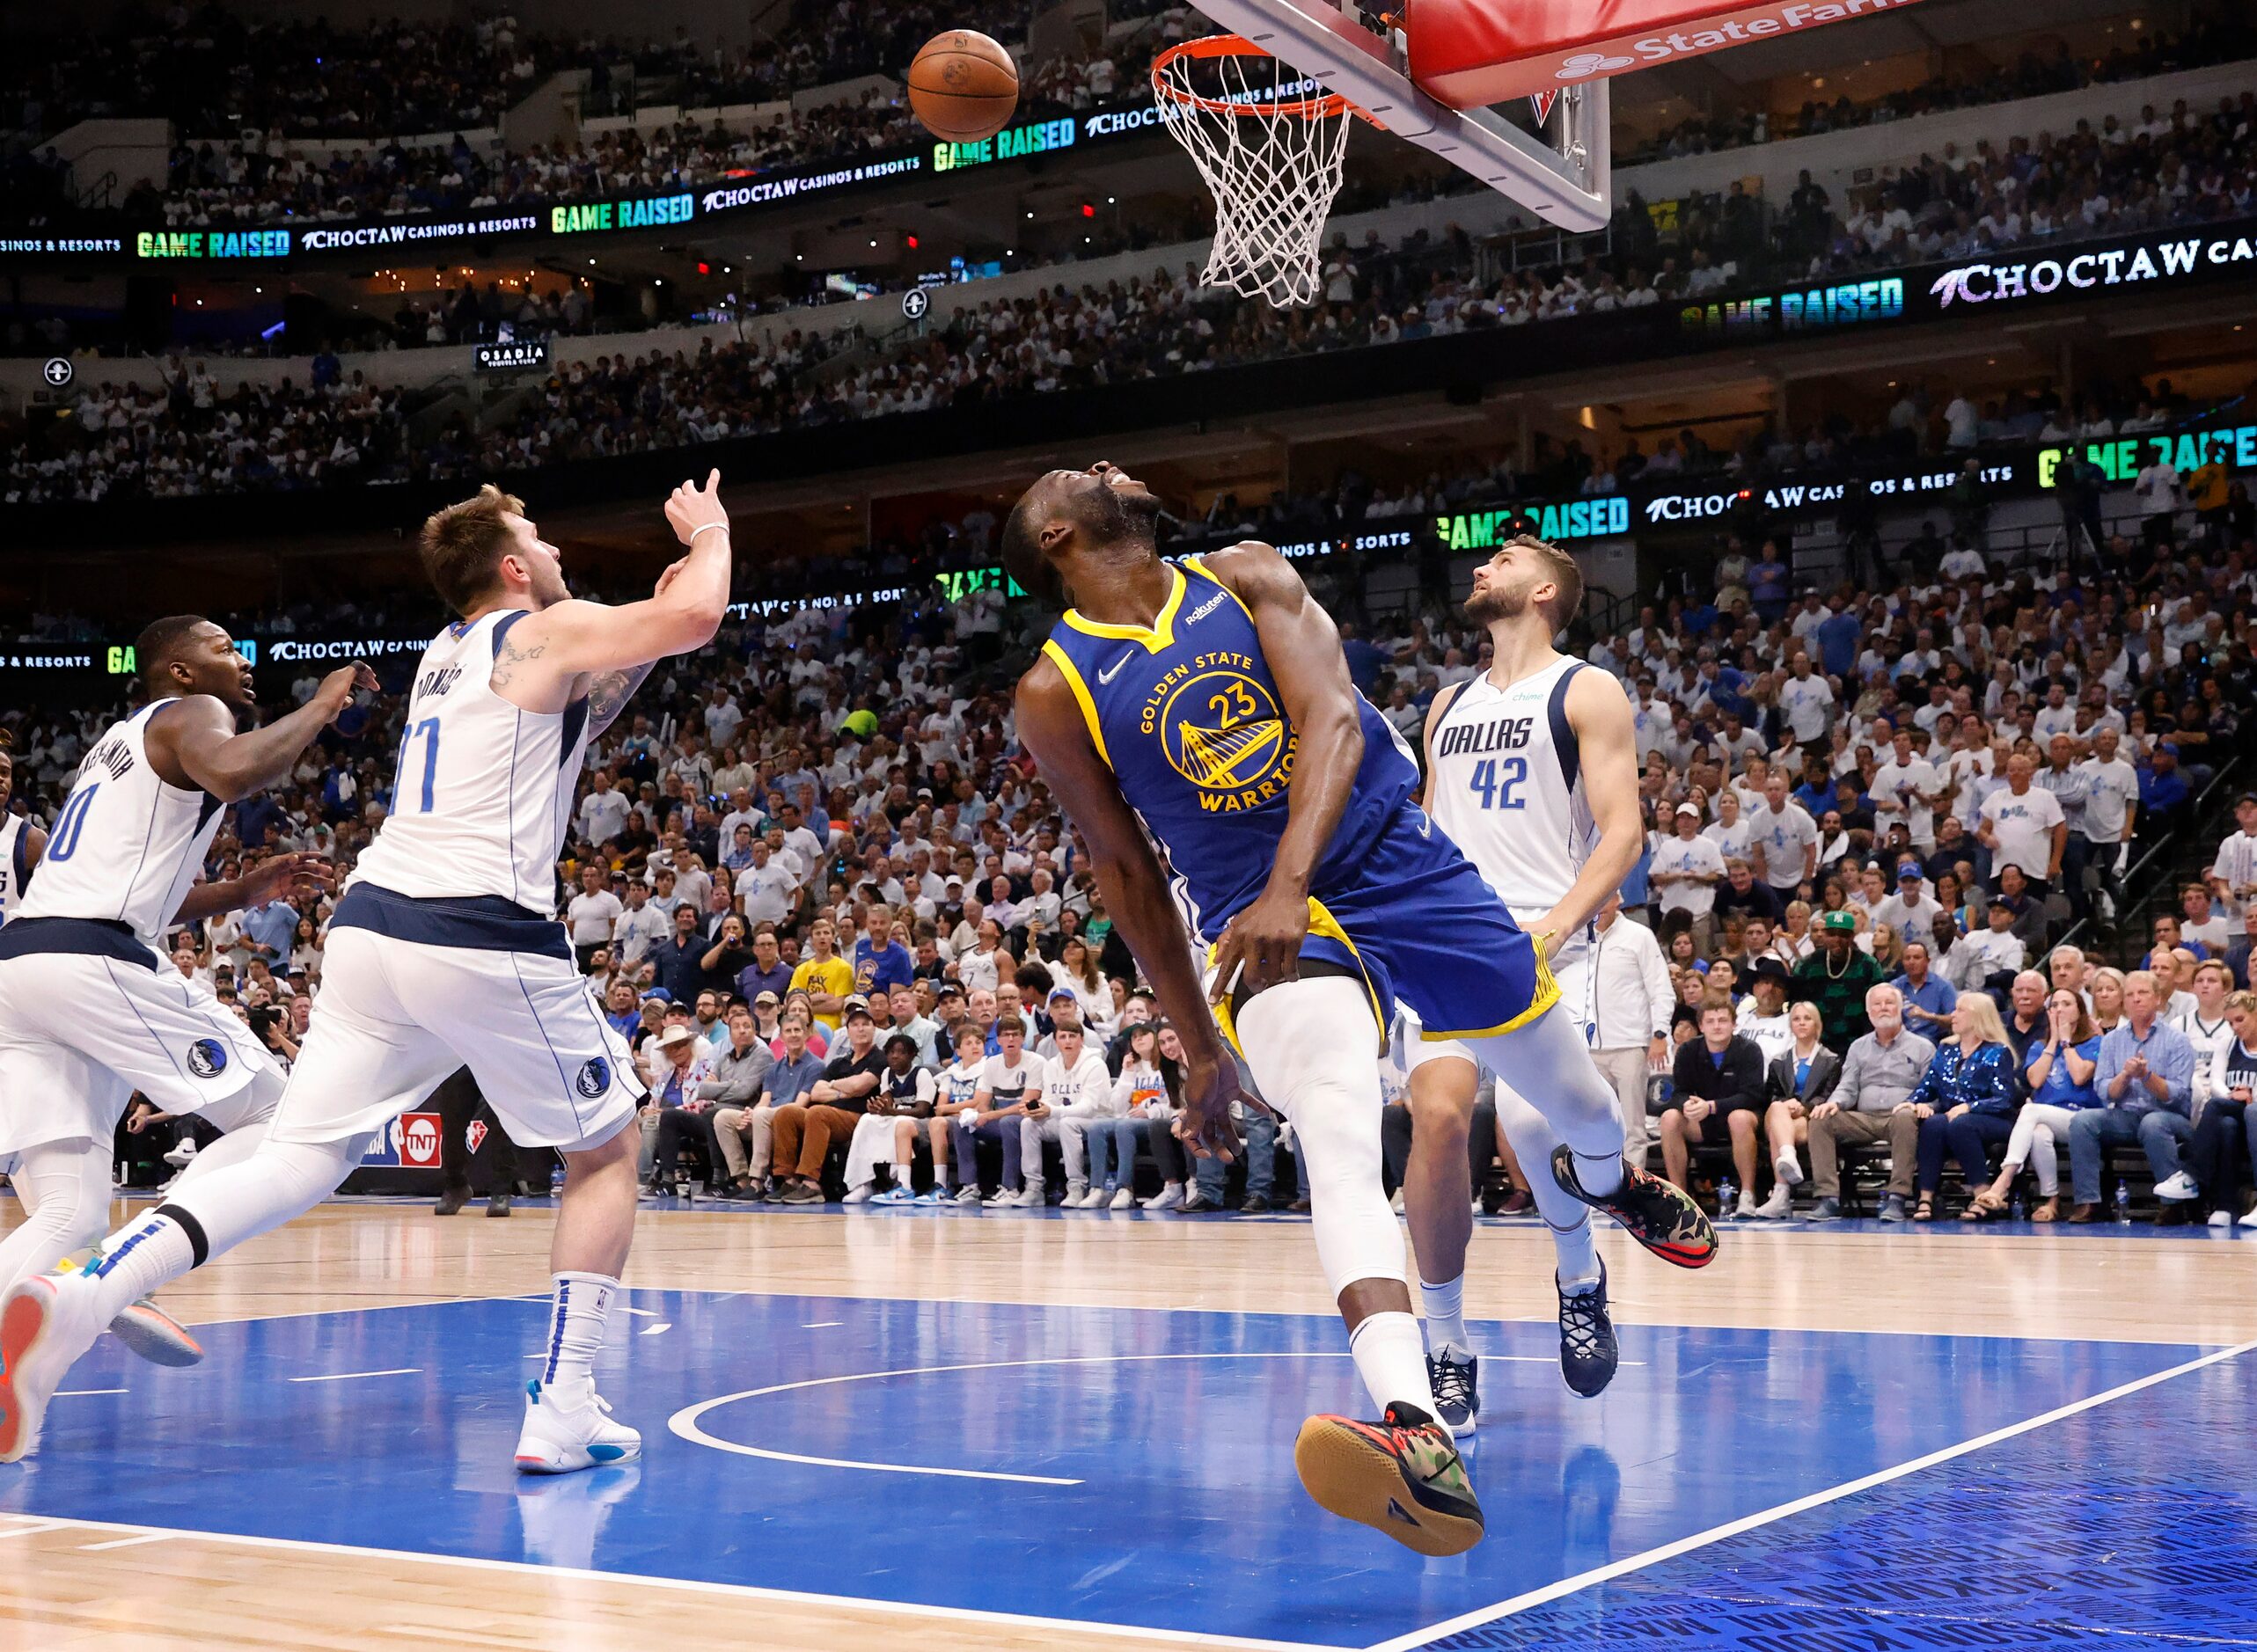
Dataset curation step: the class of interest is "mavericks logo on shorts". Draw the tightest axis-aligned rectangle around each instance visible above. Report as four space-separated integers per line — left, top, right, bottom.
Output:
576 1056 612 1099
187 1038 229 1079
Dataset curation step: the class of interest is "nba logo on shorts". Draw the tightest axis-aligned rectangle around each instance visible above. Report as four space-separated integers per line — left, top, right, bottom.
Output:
465 1120 488 1156
187 1038 229 1079
576 1057 611 1100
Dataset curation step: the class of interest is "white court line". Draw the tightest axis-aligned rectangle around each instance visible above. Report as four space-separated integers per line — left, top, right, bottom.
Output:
287 1368 421 1385
639 1323 672 1336
3 1513 1326 1652
55 1388 129 1397
77 1532 175 1552
1366 1336 2257 1652
0 1521 71 1541
669 1349 1585 1485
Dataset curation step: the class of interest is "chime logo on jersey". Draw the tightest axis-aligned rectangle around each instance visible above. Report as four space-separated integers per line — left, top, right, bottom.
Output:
576 1056 612 1099
1155 669 1293 806
186 1037 228 1079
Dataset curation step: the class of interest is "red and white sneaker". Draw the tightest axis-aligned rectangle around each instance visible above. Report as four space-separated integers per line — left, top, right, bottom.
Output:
513 1380 641 1474
0 1270 109 1463
108 1299 205 1368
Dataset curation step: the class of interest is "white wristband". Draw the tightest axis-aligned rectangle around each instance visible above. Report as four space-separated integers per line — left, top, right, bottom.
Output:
690 522 729 543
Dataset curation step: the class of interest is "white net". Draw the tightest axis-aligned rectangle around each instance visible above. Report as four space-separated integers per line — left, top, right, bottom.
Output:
1154 41 1356 310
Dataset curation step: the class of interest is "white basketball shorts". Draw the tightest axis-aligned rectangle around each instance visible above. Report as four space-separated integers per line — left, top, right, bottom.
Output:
1402 918 1595 1074
0 917 276 1156
267 887 644 1151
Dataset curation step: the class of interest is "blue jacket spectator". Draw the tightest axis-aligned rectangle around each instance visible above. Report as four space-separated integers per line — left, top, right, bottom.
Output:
1909 997 2020 1214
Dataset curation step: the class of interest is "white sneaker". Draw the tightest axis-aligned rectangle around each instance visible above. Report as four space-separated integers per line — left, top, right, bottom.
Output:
1143 1184 1183 1210
1183 1188 1213 1212
163 1137 198 1168
108 1298 205 1367
1773 1151 1804 1188
2152 1172 2200 1202
841 1187 874 1205
1735 1190 1759 1218
513 1380 641 1474
1753 1184 1792 1220
1068 1188 1099 1208
2240 1206 2257 1228
954 1185 984 1205
1389 1188 1406 1214
1013 1188 1046 1208
2209 1209 2233 1228
0 1269 110 1463
983 1188 1018 1207
1110 1187 1136 1210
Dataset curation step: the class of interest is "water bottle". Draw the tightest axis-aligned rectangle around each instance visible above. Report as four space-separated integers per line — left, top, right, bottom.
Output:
675 1168 693 1201
1718 1176 1739 1217
2011 1195 2026 1222
549 1161 567 1195
2114 1183 2132 1224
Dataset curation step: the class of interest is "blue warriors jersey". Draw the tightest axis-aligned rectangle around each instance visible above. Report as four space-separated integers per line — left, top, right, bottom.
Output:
1039 554 1556 1045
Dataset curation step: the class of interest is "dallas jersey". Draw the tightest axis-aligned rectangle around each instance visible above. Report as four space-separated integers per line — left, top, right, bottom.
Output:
1423 657 1601 917
1039 553 1555 1044
14 701 224 951
348 610 589 916
273 604 645 1154
0 813 29 925
0 700 271 1155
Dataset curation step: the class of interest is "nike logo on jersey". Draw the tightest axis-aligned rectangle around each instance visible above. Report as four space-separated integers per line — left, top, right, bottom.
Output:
1098 653 1133 684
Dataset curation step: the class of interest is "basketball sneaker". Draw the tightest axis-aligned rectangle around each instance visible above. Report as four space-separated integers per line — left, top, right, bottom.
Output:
0 1269 108 1463
1549 1144 1717 1268
1293 1401 1484 1557
514 1380 641 1474
1425 1348 1478 1434
1557 1262 1618 1398
109 1299 205 1368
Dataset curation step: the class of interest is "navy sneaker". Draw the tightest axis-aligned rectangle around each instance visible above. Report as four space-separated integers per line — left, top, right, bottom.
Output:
1557 1263 1618 1398
1550 1144 1718 1268
1425 1348 1478 1434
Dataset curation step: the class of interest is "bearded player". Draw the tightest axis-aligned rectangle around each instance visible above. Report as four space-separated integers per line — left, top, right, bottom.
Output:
1405 535 1650 1434
1003 463 1712 1557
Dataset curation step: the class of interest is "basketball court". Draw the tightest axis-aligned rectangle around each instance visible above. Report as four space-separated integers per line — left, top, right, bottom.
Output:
2 1199 2252 1650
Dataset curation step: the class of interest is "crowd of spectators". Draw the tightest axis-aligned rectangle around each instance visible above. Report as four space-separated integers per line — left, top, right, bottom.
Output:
12 82 2257 505
4 406 2254 1225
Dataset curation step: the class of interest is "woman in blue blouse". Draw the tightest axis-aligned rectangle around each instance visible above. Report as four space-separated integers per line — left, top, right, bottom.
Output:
1908 994 2021 1220
1970 989 2100 1222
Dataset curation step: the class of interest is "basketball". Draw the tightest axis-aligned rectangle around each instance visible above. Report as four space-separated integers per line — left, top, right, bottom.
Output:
906 30 1019 143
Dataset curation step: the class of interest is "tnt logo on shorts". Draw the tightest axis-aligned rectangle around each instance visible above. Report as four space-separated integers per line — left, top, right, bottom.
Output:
576 1057 612 1100
186 1038 229 1079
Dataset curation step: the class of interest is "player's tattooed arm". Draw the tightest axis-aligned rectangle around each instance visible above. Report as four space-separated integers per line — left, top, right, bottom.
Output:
584 662 657 737
487 634 548 693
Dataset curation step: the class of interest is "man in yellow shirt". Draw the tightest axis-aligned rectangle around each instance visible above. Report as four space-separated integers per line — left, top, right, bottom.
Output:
788 916 855 1033
2189 443 2231 532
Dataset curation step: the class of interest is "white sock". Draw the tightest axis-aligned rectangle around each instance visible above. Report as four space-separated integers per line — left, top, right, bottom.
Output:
540 1271 618 1406
1348 1310 1443 1429
1551 1216 1601 1292
86 1209 200 1320
1418 1274 1469 1358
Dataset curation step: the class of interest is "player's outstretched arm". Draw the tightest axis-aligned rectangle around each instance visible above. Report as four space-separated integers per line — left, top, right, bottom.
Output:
1015 659 1242 1158
1195 541 1363 997
508 471 735 694
172 852 335 926
148 662 379 803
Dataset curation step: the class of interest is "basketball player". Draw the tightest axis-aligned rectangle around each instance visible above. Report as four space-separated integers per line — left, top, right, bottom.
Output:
1 471 735 1471
1406 536 1647 1429
0 744 44 925
1003 463 1712 1556
0 620 365 1375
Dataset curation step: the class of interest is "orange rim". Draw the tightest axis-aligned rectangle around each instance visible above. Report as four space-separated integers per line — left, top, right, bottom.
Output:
1150 34 1375 124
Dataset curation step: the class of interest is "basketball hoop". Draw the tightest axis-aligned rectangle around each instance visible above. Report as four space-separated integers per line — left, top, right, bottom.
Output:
1152 35 1376 309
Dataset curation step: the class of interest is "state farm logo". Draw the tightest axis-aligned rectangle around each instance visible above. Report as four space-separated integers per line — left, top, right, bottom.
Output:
1556 52 1633 79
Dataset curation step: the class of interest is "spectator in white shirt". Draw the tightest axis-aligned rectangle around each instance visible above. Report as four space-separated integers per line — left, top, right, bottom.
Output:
1871 731 1945 852
1584 894 1674 1172
1652 803 1729 945
2209 793 2257 938
577 770 631 844
1749 775 1820 898
1026 1021 1114 1206
565 865 623 971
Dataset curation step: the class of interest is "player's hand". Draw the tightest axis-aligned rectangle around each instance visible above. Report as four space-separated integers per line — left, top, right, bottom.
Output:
315 662 380 720
241 852 334 909
1174 1048 1243 1163
1207 885 1309 1003
665 469 729 547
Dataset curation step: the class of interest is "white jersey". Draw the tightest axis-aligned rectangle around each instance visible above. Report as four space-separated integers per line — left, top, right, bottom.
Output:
15 701 223 952
350 610 591 916
0 813 27 925
1424 657 1603 915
